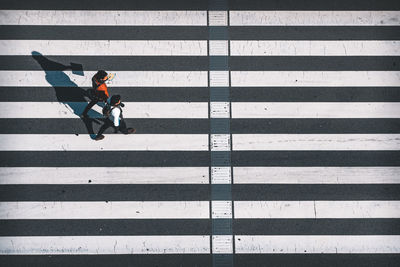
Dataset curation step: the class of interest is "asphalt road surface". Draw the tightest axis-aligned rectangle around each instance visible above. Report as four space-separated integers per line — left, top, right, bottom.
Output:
0 0 400 266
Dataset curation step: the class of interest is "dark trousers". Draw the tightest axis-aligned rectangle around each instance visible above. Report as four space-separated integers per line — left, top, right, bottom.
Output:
82 91 107 116
96 118 129 136
82 98 99 116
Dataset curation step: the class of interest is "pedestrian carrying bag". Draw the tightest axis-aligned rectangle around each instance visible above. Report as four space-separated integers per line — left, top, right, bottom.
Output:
102 103 114 117
102 104 122 118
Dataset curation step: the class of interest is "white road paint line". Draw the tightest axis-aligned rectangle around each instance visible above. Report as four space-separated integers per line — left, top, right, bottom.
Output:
1 102 208 119
0 167 209 184
209 41 229 56
212 235 233 254
0 235 210 255
211 134 231 151
0 201 209 219
212 201 233 219
234 201 400 219
0 40 207 56
232 102 400 119
229 11 400 26
0 10 207 26
210 71 229 87
233 134 400 151
233 167 400 184
230 41 400 56
235 235 400 254
0 134 208 151
211 167 232 184
0 71 208 87
208 11 228 26
235 201 317 219
231 71 400 87
210 102 230 118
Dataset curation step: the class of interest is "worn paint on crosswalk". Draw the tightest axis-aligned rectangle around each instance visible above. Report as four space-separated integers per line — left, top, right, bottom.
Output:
0 3 399 266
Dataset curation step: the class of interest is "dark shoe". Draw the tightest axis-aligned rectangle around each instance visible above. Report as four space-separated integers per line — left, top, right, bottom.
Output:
94 135 105 141
127 128 136 134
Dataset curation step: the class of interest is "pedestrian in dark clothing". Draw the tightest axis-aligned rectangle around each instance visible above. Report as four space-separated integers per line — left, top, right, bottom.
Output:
95 95 135 141
81 70 110 118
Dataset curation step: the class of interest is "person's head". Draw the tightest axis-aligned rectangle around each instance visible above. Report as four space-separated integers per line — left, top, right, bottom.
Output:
95 70 108 80
110 95 121 106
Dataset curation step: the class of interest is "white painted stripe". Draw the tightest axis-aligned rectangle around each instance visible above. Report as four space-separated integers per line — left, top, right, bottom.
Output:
233 134 400 151
208 11 228 26
0 134 208 151
229 11 400 26
209 41 229 56
231 71 400 87
0 10 207 26
0 71 208 87
210 71 229 87
0 235 210 255
0 167 209 184
232 103 400 119
211 134 231 151
234 201 400 219
212 235 233 254
235 235 400 254
211 167 231 184
212 201 232 219
0 201 209 219
210 102 230 118
0 40 207 56
230 41 400 56
233 167 400 184
1 102 208 119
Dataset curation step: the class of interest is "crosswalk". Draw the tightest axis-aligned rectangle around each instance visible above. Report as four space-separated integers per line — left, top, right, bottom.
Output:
0 1 400 266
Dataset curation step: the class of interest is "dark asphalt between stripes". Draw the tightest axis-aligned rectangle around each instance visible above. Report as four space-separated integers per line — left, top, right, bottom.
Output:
232 151 400 166
0 219 211 236
0 184 211 201
232 184 400 200
229 0 400 10
233 219 400 235
0 151 211 167
0 56 209 71
231 87 400 102
2 26 399 41
0 26 208 40
0 87 209 102
1 87 398 102
234 254 400 267
230 26 400 40
1 219 398 253
0 255 212 267
0 119 209 134
1 151 399 167
2 118 399 134
2 56 400 71
230 56 400 71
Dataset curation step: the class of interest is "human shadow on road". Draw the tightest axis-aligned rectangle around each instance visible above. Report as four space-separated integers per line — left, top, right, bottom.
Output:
31 51 101 138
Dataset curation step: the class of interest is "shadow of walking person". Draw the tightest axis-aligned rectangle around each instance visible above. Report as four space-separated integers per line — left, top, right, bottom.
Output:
31 51 101 139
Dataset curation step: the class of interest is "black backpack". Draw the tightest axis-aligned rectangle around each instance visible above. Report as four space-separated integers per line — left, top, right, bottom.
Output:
102 103 114 117
102 104 122 118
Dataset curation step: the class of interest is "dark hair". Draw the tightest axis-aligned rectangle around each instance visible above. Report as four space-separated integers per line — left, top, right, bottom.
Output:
110 95 121 106
95 70 108 80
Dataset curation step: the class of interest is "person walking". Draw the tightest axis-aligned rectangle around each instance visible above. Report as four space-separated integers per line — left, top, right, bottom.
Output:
81 70 110 118
95 95 135 141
